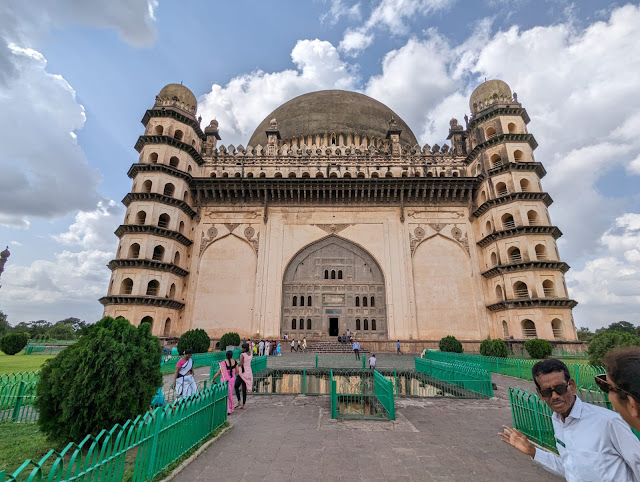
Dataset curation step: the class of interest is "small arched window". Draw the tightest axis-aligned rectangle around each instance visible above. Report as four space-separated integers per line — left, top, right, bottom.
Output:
299 318 304 329
234 172 241 178
154 125 164 135
330 172 338 178
141 316 154 327
183 191 189 202
356 319 361 330
542 279 555 297
527 210 540 226
535 244 547 260
485 220 492 235
163 183 175 197
174 130 183 141
513 281 529 299
355 296 360 307
292 319 296 330
522 319 537 338
385 171 393 178
507 122 517 134
371 319 376 330
222 172 229 178
371 172 379 178
520 179 531 192
247 172 254 178
370 296 375 307
502 320 509 338
307 296 312 307
146 280 159 296
274 172 282 178
136 211 147 225
178 221 185 234
316 172 324 178
187 165 192 173
496 182 508 197
490 252 498 267
169 157 179 168
490 154 502 168
158 213 170 229
120 278 133 295
324 270 329 279
501 213 515 230
331 270 336 279
128 243 140 259
259 172 266 178
301 172 310 178
357 172 365 178
152 245 165 261
149 152 158 163
507 246 521 264
300 296 304 307
292 296 297 307
485 127 496 138
496 285 504 301
164 318 171 337
142 180 153 193
552 319 564 339
513 149 524 161
288 172 296 178
363 297 368 307
307 319 312 330
338 270 343 280
173 251 180 265
169 283 176 298
364 319 369 330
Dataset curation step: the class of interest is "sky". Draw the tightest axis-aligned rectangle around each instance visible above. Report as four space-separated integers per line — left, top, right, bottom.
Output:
0 0 639 331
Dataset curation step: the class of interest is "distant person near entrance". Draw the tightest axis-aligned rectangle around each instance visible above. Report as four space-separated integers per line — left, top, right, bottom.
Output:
291 340 296 352
234 343 253 410
397 340 402 355
369 354 377 370
353 340 360 360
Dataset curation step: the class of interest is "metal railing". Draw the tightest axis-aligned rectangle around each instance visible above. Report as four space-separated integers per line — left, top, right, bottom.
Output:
25 344 69 355
162 349 241 375
414 357 493 398
424 351 603 389
0 381 38 423
522 328 538 338
543 288 556 297
0 371 39 385
502 220 516 229
329 369 393 420
373 370 395 420
0 383 229 482
514 288 530 298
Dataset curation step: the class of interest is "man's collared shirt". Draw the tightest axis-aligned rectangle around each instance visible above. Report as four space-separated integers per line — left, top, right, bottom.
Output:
533 395 640 481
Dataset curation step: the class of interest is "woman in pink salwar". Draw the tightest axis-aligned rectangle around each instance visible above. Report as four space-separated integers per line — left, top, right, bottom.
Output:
234 343 253 409
211 350 238 414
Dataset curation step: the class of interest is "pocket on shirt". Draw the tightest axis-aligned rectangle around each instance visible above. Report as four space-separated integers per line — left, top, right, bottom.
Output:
570 450 603 482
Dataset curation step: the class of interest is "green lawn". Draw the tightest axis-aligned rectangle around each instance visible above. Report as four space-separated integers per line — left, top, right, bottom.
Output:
0 353 55 374
0 423 51 476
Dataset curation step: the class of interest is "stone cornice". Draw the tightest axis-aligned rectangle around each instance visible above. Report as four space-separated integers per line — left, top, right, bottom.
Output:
128 163 193 183
472 192 552 218
114 225 193 247
135 135 204 165
122 192 197 218
192 177 480 205
488 162 547 179
487 298 578 312
467 106 531 130
481 261 570 279
477 226 562 248
99 295 184 310
464 133 538 164
141 109 206 140
108 258 189 277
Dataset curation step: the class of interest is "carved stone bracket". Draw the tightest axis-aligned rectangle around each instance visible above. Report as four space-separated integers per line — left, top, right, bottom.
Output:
224 223 240 233
451 225 470 255
409 224 470 256
199 226 218 256
244 226 260 254
313 224 353 235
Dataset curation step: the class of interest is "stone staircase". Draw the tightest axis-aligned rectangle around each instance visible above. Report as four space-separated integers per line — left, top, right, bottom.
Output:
307 340 370 354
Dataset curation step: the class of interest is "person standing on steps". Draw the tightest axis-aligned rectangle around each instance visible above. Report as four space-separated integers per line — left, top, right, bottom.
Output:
258 339 264 357
353 339 360 360
302 337 307 352
235 343 253 410
265 340 271 356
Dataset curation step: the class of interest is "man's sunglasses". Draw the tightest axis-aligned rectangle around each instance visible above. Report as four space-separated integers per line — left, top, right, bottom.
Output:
594 374 629 396
538 383 570 398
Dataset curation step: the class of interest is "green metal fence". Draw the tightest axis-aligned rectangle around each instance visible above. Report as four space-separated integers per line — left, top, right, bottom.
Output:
414 357 493 398
25 344 70 355
0 371 39 385
161 349 241 375
0 381 38 422
373 370 395 420
0 382 228 482
423 350 603 389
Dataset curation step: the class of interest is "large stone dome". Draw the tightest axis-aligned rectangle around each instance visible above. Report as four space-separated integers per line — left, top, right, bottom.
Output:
248 90 418 147
469 80 513 115
155 83 197 116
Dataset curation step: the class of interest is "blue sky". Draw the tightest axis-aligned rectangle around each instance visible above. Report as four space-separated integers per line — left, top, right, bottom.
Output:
1 0 639 330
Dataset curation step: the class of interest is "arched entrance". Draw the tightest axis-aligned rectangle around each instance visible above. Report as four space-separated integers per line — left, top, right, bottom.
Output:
282 236 386 339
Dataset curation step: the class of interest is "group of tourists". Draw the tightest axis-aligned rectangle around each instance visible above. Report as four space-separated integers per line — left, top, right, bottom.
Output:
501 347 640 481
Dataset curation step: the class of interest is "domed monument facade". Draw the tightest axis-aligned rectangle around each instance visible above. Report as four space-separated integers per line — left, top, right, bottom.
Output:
100 80 579 349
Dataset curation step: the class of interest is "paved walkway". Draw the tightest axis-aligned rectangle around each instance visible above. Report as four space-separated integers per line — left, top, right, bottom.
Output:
171 373 559 482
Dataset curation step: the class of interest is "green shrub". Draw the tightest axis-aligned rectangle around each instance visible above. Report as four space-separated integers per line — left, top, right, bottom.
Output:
35 317 162 444
177 328 210 354
218 332 240 351
525 339 553 359
480 339 509 357
0 333 30 355
439 335 463 353
588 330 640 366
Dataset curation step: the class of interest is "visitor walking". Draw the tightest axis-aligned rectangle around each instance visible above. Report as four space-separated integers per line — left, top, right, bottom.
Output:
211 350 238 414
369 354 376 370
234 343 253 410
396 340 402 355
601 347 640 433
276 341 282 356
174 349 198 400
297 339 301 352
291 339 296 352
272 340 277 355
265 340 271 356
258 340 264 356
500 359 640 481
353 340 360 360
302 337 307 352
253 343 258 355
347 329 350 339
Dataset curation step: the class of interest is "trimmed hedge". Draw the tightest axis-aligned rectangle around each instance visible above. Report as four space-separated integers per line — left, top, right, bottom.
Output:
439 335 463 353
177 328 211 354
525 339 552 359
0 333 30 355
218 332 240 351
480 339 509 358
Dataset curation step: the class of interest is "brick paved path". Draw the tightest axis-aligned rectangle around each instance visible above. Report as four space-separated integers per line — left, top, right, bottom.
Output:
170 375 560 481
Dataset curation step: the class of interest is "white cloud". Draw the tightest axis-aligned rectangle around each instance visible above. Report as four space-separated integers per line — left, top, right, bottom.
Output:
320 0 361 25
365 0 451 34
339 28 374 55
53 200 124 251
198 39 357 146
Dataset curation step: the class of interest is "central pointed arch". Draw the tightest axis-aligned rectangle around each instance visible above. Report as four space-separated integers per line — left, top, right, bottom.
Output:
282 235 386 339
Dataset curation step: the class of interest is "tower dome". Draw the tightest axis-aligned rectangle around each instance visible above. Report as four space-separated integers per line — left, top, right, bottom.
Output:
248 90 418 148
154 83 197 116
469 80 513 115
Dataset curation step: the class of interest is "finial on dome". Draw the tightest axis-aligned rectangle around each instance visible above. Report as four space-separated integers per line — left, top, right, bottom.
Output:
205 119 221 140
269 118 278 130
0 246 9 258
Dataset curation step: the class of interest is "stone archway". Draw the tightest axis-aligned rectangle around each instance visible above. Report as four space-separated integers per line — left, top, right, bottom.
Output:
282 235 386 339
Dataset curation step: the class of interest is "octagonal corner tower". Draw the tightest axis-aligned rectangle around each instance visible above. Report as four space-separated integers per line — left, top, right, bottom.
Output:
101 80 580 352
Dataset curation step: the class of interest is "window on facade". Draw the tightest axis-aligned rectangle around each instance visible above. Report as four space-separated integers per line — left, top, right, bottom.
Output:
364 319 369 330
146 280 159 296
174 130 183 141
324 270 329 279
300 296 304 307
519 178 531 192
331 270 336 279
178 221 185 234
152 245 165 261
485 220 492 235
143 180 153 193
535 244 547 260
300 319 304 330
288 172 296 178
307 319 312 330
490 252 498 267
502 321 509 338
173 251 180 265
163 183 175 197
308 296 312 307
158 213 170 229
513 149 524 161
274 172 282 178
164 318 171 337
356 319 361 330
522 319 537 338
169 283 176 298
508 122 517 134
501 213 516 230
292 319 296 330
485 127 496 138
496 182 508 197
371 319 376 330
169 157 179 168
120 278 133 295
149 152 158 163
154 125 163 135
496 285 504 301
542 279 555 298
292 296 297 306
187 165 192 173
259 172 266 178
363 297 368 307
355 296 360 307
141 316 153 328
552 319 564 339
338 270 343 279
316 172 324 178
128 243 140 259
513 281 529 299
234 172 241 178
371 172 379 178
370 296 375 307
247 172 254 178
490 154 502 168
385 171 393 178
527 210 540 226
507 247 521 264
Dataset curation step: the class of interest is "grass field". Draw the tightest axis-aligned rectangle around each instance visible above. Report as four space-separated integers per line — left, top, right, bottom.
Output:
0 352 55 374
0 423 51 476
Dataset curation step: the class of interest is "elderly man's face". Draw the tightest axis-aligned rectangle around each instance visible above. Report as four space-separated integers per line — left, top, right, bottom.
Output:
535 371 576 416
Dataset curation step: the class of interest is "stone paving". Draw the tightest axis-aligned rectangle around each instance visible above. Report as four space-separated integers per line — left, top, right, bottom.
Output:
170 371 560 482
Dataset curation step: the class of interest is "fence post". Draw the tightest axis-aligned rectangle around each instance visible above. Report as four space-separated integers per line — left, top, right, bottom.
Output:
315 354 318 369
146 410 164 479
11 382 25 422
394 369 398 396
302 369 306 395
362 355 366 370
517 359 521 379
574 365 580 387
533 398 543 446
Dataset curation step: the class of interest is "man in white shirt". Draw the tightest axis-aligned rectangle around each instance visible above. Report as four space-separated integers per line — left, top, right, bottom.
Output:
500 359 640 481
258 340 264 356
369 354 376 369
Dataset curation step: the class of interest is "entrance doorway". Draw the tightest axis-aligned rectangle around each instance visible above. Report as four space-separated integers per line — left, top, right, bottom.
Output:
329 318 339 336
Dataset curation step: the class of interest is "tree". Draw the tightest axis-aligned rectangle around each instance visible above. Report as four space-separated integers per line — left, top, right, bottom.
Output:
439 335 463 353
576 327 594 343
47 323 76 341
0 332 29 355
0 311 10 337
55 317 91 336
588 330 640 366
36 317 162 445
13 320 51 338
177 328 210 354
525 339 552 359
605 321 637 335
218 332 241 351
